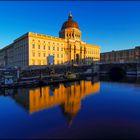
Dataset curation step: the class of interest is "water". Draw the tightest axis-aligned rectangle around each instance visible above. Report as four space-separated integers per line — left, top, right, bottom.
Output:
0 77 140 139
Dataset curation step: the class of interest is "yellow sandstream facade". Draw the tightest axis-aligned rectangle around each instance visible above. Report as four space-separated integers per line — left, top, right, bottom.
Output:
0 14 100 67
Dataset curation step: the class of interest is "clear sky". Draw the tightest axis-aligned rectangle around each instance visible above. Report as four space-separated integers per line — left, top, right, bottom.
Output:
0 1 140 52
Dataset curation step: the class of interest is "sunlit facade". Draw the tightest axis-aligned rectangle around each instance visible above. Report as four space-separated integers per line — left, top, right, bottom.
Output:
0 13 100 67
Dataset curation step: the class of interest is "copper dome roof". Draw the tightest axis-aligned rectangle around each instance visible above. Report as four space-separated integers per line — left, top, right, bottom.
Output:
61 13 80 30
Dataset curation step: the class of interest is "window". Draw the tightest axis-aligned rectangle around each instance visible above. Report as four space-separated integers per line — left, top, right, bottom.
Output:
61 48 63 51
72 33 74 37
32 44 35 48
53 46 55 50
38 45 40 49
32 52 35 57
57 47 59 51
57 54 59 58
61 54 63 58
38 53 40 57
43 45 46 50
43 53 46 57
48 46 50 50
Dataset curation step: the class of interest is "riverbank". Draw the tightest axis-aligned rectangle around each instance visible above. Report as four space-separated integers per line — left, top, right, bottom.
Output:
0 64 99 89
0 73 98 89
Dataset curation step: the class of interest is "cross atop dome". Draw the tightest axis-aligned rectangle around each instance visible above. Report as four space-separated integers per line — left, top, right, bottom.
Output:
69 11 72 18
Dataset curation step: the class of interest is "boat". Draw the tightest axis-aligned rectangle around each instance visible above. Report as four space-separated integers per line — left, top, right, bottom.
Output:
65 72 77 80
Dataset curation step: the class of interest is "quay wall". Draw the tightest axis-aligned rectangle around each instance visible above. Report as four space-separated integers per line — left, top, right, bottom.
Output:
20 64 99 78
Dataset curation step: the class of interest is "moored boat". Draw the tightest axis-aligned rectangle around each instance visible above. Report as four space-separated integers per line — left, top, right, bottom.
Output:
65 72 77 80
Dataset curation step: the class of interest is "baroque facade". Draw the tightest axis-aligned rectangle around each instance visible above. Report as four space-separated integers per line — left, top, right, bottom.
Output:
0 13 100 67
101 46 140 63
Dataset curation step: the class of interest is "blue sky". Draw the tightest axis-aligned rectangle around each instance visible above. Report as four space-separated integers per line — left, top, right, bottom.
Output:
0 1 140 52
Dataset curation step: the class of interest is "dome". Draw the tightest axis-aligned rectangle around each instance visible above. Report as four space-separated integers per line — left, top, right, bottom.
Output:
61 13 80 30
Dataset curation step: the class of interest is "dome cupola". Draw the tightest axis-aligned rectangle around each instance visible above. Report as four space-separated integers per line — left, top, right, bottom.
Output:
59 12 81 41
61 12 80 30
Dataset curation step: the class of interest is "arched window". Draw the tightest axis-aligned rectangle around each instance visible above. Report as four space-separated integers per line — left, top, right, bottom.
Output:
72 33 74 37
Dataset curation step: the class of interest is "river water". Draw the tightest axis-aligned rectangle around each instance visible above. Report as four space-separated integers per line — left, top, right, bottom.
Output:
0 76 140 139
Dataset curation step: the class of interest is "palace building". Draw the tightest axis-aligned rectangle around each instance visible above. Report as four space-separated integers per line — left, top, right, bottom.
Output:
0 13 100 67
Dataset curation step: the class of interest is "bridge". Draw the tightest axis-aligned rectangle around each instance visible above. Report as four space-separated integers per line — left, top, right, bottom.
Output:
99 62 140 79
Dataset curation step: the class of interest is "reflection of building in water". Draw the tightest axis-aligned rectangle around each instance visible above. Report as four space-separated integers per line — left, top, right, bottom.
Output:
13 81 100 120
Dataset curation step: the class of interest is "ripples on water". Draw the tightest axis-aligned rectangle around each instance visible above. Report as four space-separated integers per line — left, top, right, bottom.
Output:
0 76 140 139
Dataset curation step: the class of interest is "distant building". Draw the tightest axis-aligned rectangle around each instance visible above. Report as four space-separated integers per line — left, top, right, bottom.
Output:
0 13 100 68
100 46 140 63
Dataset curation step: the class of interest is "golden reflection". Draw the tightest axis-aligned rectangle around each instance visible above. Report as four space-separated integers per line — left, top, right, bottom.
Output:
13 80 100 120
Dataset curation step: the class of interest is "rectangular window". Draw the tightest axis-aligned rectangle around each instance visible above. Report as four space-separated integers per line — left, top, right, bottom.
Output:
53 46 55 50
57 54 59 58
38 45 40 49
43 53 46 57
44 46 46 50
61 48 63 51
57 47 59 51
38 53 40 57
48 46 50 50
61 54 63 58
32 44 35 48
32 52 35 57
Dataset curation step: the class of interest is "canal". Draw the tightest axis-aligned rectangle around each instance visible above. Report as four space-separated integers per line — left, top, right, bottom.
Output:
0 76 140 139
